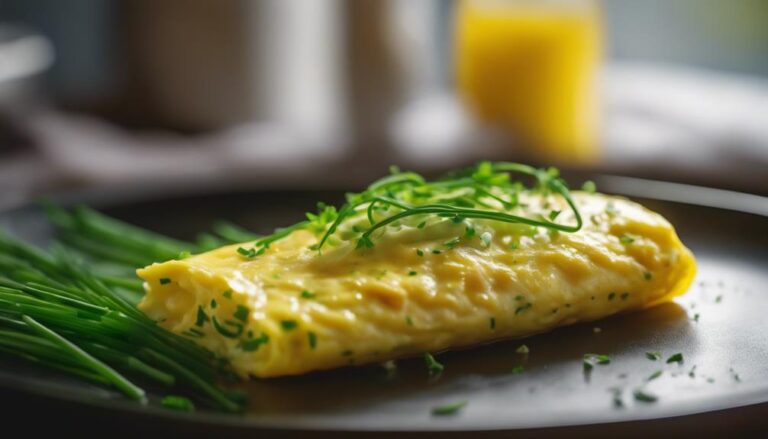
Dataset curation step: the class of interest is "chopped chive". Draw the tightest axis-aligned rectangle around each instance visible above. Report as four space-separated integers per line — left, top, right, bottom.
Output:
645 352 661 361
432 249 442 255
511 365 524 374
464 225 476 238
237 247 256 258
646 370 663 381
608 292 616 301
619 235 635 245
280 320 298 331
515 303 532 315
239 334 269 352
159 278 171 285
308 331 317 349
666 353 684 365
233 305 250 322
222 290 233 299
211 317 243 338
300 290 316 299
548 210 561 221
444 237 460 249
210 299 217 309
417 221 426 229
424 353 444 375
514 295 524 301
489 317 496 330
431 400 467 416
195 306 209 327
516 344 529 354
583 353 611 371
408 271 417 276
633 389 658 403
643 271 653 280
416 249 424 257
161 395 195 412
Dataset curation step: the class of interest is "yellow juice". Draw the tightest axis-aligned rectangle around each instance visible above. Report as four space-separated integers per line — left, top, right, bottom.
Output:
455 0 602 162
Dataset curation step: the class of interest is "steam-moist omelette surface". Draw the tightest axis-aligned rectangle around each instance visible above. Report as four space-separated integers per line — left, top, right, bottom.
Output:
138 192 695 378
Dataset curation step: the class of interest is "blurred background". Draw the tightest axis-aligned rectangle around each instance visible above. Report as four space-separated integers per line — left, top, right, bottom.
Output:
1 0 767 207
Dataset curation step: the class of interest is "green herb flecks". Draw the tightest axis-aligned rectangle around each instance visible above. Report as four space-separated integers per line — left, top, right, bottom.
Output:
239 334 269 352
619 235 635 245
645 352 661 361
646 370 663 381
161 395 195 412
666 353 684 365
515 303 532 315
431 400 467 416
233 305 250 323
281 320 298 331
583 353 611 371
633 389 658 403
424 353 444 376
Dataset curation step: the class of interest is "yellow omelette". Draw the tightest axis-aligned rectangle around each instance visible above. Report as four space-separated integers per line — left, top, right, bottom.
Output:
138 187 695 378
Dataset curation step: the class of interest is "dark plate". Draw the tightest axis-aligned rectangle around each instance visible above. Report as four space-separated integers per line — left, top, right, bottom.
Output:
1 176 768 438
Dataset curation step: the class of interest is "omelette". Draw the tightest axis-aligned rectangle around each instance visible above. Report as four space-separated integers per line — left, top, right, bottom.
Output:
137 163 695 378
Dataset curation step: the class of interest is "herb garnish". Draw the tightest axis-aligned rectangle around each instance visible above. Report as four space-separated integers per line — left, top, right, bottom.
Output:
234 162 583 258
239 333 269 352
666 353 684 365
431 400 467 416
619 235 635 245
161 395 195 412
633 389 658 403
424 353 444 375
646 370 663 381
645 352 661 361
583 353 611 370
233 305 250 322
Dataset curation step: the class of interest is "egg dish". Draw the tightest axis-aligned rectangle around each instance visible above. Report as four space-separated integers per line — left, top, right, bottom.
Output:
137 163 696 378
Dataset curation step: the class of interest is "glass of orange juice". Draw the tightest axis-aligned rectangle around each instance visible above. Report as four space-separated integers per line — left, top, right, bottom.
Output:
455 0 602 163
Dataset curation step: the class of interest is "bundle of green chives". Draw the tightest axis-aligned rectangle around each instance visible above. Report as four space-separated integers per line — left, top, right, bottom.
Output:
0 230 245 412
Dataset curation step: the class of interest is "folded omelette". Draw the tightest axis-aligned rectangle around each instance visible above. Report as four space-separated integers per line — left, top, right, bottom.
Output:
137 163 695 378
